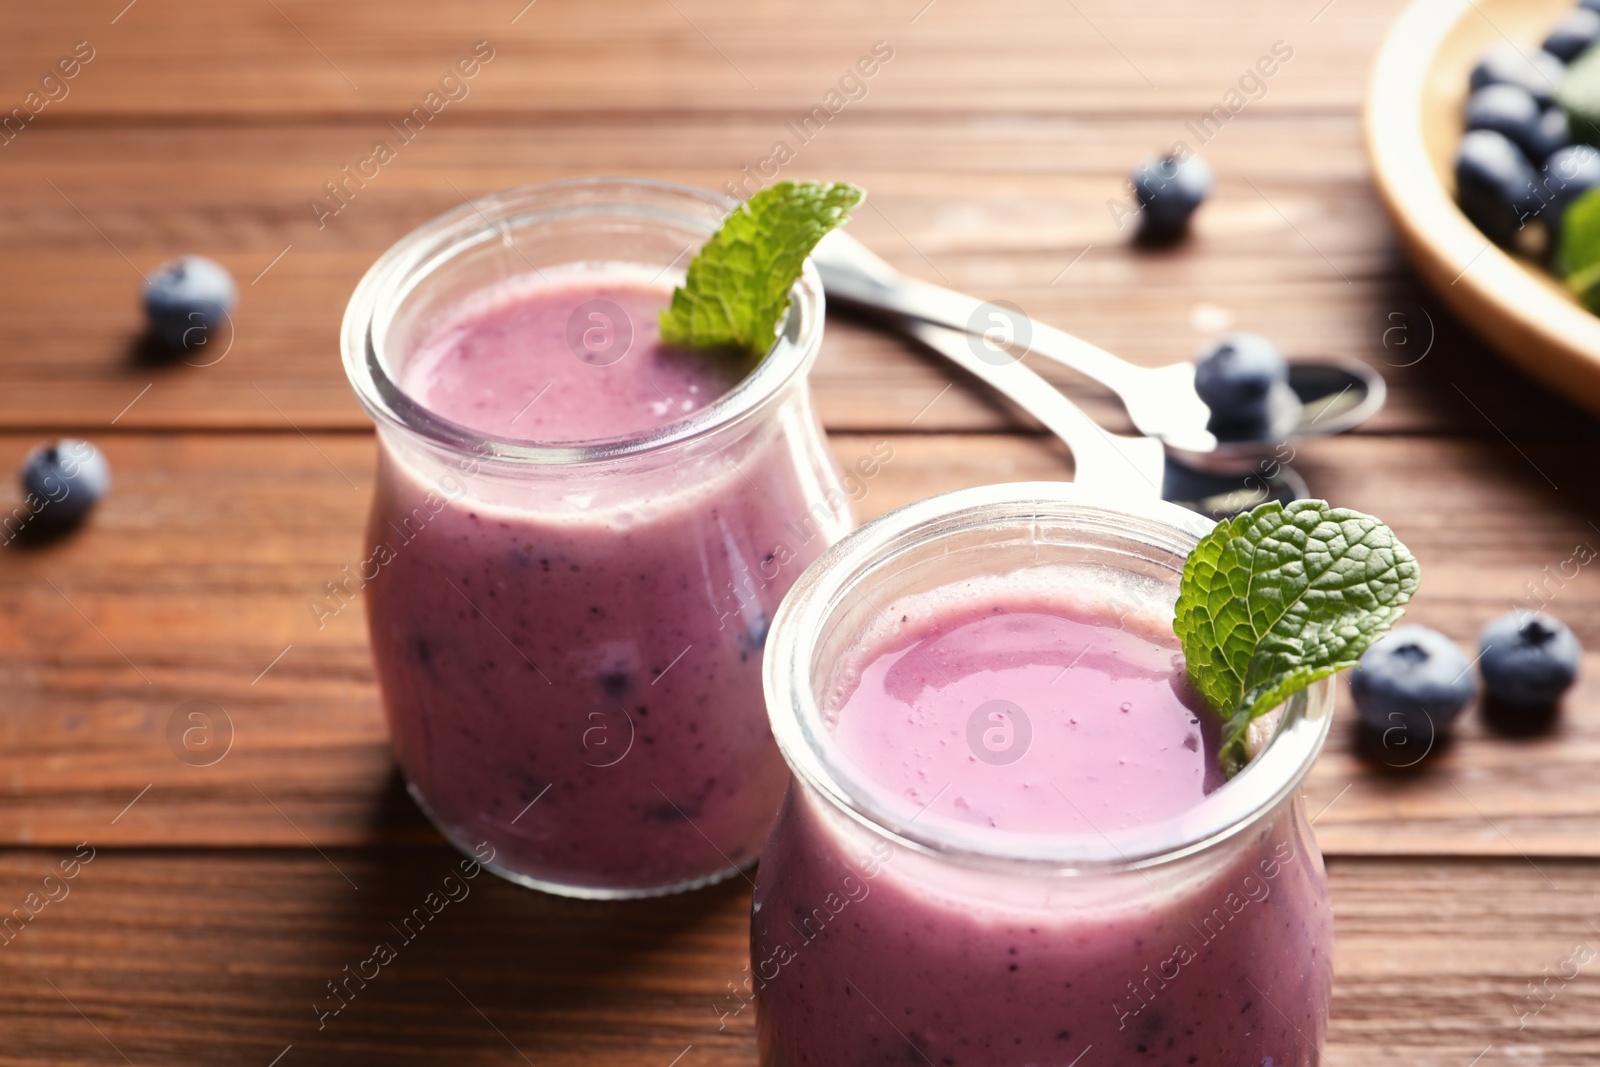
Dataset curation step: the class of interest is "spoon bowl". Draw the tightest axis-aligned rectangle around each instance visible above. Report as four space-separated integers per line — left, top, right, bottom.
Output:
894 318 1310 517
1163 457 1310 519
1166 357 1387 474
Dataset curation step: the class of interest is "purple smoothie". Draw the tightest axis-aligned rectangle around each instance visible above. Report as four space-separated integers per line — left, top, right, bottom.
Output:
365 267 848 894
751 576 1333 1065
399 272 730 441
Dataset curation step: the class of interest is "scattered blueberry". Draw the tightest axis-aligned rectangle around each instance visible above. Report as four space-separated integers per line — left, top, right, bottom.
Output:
1466 85 1568 165
1351 626 1477 743
144 256 237 353
1470 43 1565 107
19 439 110 532
1193 332 1287 420
1479 611 1580 709
1456 129 1542 247
1132 154 1213 241
1544 7 1600 63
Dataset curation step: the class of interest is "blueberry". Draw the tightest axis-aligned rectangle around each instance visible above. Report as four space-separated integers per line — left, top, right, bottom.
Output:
1350 626 1476 741
1466 85 1569 164
1544 8 1600 63
1455 129 1541 246
1132 154 1213 240
1466 84 1539 139
1534 106 1575 163
1470 43 1565 107
1538 144 1600 250
1536 143 1600 262
144 255 237 353
1479 611 1580 708
1193 332 1287 421
19 439 110 532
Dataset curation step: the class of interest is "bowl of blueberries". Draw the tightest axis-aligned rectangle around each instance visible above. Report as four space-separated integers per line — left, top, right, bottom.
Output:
1368 0 1600 414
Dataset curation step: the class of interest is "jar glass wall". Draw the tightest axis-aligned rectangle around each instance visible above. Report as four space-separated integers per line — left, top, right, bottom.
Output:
756 482 1335 1064
342 178 851 898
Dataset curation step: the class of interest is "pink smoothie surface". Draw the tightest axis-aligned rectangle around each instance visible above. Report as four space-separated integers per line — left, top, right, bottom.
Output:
400 268 740 442
751 573 1332 1065
829 592 1225 837
364 268 845 894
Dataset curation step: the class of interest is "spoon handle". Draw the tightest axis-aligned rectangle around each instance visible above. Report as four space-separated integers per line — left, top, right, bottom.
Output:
898 319 1166 498
814 242 1129 385
813 232 1217 454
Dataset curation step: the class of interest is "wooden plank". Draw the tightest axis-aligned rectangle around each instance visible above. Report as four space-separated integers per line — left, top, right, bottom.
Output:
0 117 1582 440
0 6 1579 1067
0 849 1585 1065
0 0 1396 120
1326 858 1600 1064
1 430 1598 855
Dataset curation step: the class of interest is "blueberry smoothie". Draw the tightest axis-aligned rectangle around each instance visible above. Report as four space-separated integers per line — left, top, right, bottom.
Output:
752 571 1333 1065
364 266 848 895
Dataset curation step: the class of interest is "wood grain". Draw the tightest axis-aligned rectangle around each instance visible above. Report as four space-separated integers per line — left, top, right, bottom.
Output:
2 431 1598 856
0 117 1589 441
0 0 1586 1060
0 850 1587 1066
0 0 1396 120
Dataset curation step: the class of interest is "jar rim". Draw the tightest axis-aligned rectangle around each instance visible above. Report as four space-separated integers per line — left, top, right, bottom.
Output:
339 176 825 466
763 481 1336 875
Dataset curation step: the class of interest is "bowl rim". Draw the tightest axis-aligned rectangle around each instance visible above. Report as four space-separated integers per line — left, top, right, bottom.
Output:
1365 0 1600 414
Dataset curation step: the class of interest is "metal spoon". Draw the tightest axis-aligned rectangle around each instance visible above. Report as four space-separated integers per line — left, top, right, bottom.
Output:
901 319 1308 518
1161 458 1309 519
1166 358 1386 475
899 318 1165 495
815 231 1215 454
814 230 1385 468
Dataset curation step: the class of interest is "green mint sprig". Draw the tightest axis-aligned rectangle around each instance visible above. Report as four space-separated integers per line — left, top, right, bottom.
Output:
1174 499 1420 775
660 180 864 357
1560 187 1600 313
1553 46 1600 308
1557 46 1600 146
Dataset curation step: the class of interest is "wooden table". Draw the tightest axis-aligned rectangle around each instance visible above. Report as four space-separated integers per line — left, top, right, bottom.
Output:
2 1 1597 1063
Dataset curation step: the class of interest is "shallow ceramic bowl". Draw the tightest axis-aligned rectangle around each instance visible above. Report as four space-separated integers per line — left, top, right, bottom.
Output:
1367 0 1600 413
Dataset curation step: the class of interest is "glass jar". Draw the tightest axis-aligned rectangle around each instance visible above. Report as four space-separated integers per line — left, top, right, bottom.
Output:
341 178 851 898
756 481 1335 1065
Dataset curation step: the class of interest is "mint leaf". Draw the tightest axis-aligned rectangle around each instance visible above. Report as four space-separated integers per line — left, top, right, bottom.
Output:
1174 500 1420 775
1558 46 1600 145
1562 186 1600 312
660 180 864 356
